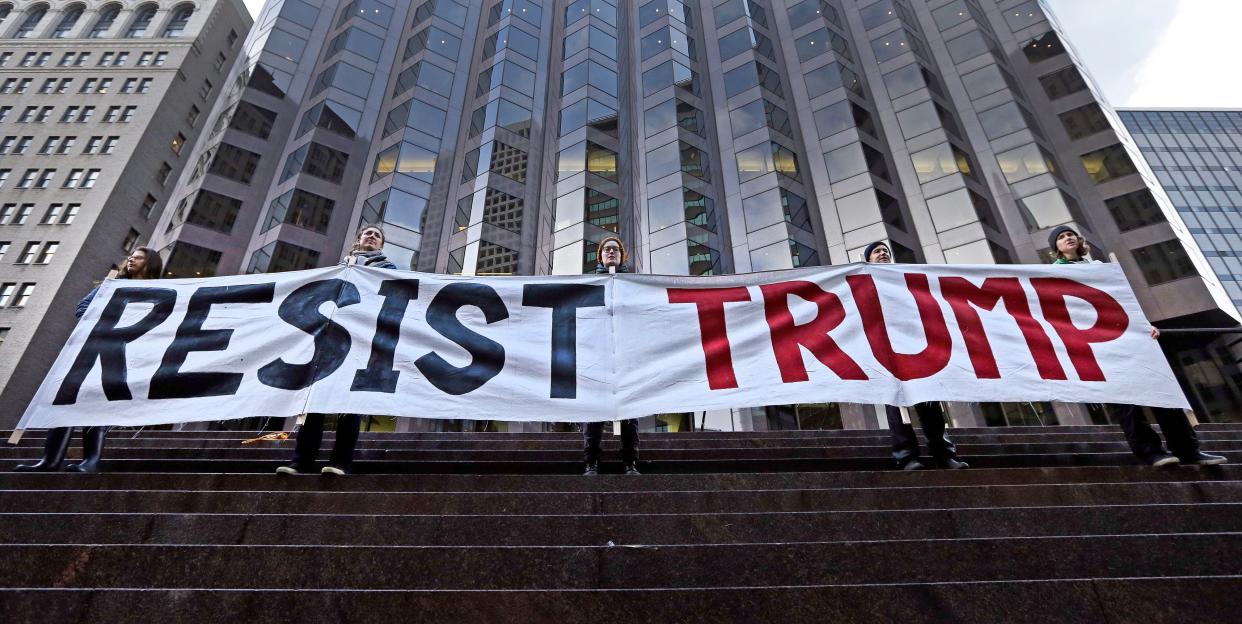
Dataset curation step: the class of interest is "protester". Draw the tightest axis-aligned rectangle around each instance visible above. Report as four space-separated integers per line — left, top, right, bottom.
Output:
1048 225 1226 466
15 247 164 473
582 236 640 475
277 225 398 476
862 241 969 470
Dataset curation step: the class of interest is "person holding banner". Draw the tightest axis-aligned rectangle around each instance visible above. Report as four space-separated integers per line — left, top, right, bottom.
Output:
862 241 969 471
1048 225 1226 466
277 225 398 476
582 236 640 475
15 247 164 473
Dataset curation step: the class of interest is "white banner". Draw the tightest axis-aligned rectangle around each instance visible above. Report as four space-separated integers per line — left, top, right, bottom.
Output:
16 262 1188 429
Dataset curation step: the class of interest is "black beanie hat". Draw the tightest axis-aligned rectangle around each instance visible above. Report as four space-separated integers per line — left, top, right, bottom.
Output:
1047 225 1079 251
861 241 889 263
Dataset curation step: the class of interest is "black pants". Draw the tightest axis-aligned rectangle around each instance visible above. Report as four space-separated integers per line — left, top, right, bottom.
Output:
886 403 957 465
583 420 639 465
290 414 362 470
1110 404 1201 463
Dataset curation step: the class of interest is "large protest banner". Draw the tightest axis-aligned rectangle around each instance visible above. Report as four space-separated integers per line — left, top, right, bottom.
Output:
15 262 1187 430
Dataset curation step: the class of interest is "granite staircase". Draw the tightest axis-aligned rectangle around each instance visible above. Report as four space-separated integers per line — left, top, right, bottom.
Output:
2 424 1241 622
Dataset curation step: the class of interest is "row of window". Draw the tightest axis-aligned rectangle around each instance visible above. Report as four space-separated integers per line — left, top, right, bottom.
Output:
0 282 35 308
0 203 80 225
1 76 152 95
2 168 101 189
0 240 57 264
0 50 168 68
0 104 138 123
0 4 193 40
0 135 120 156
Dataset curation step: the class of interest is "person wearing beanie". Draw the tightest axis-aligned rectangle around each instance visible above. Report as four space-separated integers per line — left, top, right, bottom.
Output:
1045 227 1226 466
582 236 640 475
862 241 968 470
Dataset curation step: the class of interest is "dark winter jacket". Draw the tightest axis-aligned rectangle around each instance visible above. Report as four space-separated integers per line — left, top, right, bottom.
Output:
76 285 100 319
342 249 398 270
594 262 632 274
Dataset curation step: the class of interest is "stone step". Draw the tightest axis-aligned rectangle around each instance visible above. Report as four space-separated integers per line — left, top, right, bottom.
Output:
3 465 1235 491
5 449 1240 474
3 503 1240 546
4 578 1241 624
5 441 1241 462
9 423 1242 441
3 534 1241 589
10 432 1242 451
3 480 1240 515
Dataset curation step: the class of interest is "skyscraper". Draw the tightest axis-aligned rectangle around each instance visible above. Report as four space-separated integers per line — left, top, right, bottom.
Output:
1119 108 1242 418
7 0 1239 429
0 0 253 428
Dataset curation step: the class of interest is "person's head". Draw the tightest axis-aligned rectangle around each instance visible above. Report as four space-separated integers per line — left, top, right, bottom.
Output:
1048 225 1088 261
598 236 626 268
354 224 386 252
862 241 891 264
119 247 163 280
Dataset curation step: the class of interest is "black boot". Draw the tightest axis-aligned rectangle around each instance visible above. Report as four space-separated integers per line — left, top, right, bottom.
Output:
14 427 73 472
66 427 109 473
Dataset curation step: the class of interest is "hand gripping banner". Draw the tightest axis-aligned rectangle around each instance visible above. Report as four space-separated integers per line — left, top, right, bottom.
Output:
16 262 1188 430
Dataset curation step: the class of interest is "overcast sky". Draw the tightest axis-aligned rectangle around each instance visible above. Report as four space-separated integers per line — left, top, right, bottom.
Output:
240 0 1240 109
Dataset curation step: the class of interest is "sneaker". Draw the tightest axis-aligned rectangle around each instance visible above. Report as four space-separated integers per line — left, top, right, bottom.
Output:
321 465 346 476
1179 451 1228 466
1149 454 1181 467
900 459 926 471
275 465 300 475
937 458 970 470
583 462 599 476
624 463 641 475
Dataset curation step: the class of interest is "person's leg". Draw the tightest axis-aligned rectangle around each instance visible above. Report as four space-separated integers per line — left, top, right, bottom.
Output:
582 422 603 474
325 414 363 474
1112 404 1176 465
279 414 325 474
1155 408 1227 465
621 419 640 474
14 427 73 472
885 406 923 470
65 426 110 473
917 403 967 469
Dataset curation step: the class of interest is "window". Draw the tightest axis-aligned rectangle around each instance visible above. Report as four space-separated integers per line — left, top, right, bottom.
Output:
946 29 993 64
40 204 62 224
298 99 362 139
89 4 118 37
1106 189 1167 232
157 162 172 185
60 204 80 224
63 169 83 188
16 242 39 264
12 204 32 225
104 106 121 123
1059 103 1111 139
1022 31 1066 63
121 229 139 253
11 283 35 307
17 169 38 188
230 101 278 138
931 0 972 30
163 5 193 37
140 194 157 219
1005 2 1045 32
996 143 1057 184
121 78 138 94
186 105 201 127
34 242 57 264
126 4 157 38
735 141 799 182
281 143 348 184
871 29 917 63
81 170 100 188
1018 188 1083 231
34 169 56 189
910 142 974 183
57 136 76 154
14 4 47 38
0 242 7 261
136 78 153 94
99 52 115 66
805 63 859 98
198 79 213 100
0 169 7 188
977 101 1033 140
1132 240 1197 285
162 241 223 278
114 52 128 66
121 106 137 122
1040 66 1088 100
208 143 261 183
170 133 185 154
178 189 242 233
1080 144 1138 184
137 51 154 66
263 189 336 234
82 136 102 154
154 51 168 66
0 284 15 307
247 241 319 274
